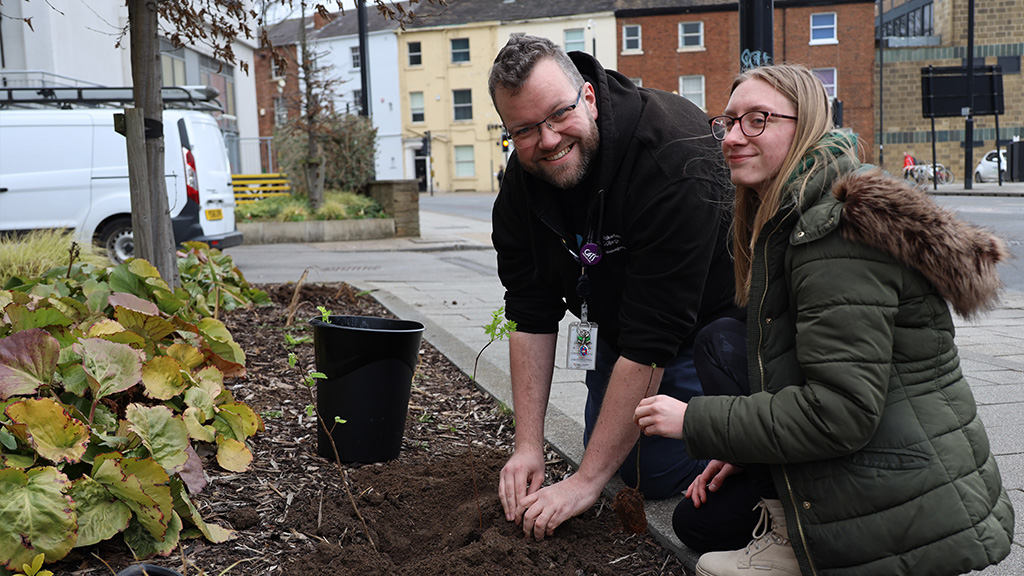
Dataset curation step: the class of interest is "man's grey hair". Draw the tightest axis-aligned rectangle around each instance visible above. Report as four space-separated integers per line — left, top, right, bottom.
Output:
488 34 585 103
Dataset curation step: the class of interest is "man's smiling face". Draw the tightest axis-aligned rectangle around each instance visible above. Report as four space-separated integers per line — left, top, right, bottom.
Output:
494 58 600 189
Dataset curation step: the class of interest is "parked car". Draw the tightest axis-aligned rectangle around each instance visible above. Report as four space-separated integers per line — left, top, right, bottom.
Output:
974 149 1008 183
0 107 242 263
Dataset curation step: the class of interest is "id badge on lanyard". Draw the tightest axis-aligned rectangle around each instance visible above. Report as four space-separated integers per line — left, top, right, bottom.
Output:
567 302 598 370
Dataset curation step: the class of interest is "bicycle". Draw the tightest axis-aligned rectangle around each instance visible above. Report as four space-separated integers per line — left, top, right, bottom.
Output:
905 163 954 185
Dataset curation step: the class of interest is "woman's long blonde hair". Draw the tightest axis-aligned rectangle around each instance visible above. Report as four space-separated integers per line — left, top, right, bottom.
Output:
730 64 855 304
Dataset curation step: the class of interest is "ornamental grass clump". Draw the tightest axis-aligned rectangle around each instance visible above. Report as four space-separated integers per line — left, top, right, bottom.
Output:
0 230 109 287
0 243 269 572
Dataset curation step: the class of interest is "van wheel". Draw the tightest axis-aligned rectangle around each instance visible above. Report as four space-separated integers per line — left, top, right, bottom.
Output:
97 218 134 264
975 171 984 183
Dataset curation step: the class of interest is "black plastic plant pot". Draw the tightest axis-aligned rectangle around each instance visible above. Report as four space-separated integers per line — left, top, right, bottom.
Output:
310 315 424 463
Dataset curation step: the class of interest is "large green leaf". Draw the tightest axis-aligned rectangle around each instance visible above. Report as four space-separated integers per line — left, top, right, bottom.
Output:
140 356 187 401
123 510 181 559
0 329 60 400
214 437 252 473
216 402 263 440
125 404 189 475
182 407 215 443
2 304 72 332
113 307 177 343
5 399 89 465
67 476 131 548
169 478 232 543
92 454 173 541
197 318 246 372
73 338 142 402
107 293 159 316
0 467 77 570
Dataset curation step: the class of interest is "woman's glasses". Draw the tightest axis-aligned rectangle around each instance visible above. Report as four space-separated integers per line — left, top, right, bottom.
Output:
504 85 584 146
709 110 798 141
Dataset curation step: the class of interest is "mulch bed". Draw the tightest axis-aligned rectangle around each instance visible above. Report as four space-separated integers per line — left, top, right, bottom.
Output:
50 282 691 576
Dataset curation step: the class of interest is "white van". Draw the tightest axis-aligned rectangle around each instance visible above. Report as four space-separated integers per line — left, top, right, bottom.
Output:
0 108 242 262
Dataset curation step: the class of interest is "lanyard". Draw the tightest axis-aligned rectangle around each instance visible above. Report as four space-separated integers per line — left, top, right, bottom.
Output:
559 189 605 323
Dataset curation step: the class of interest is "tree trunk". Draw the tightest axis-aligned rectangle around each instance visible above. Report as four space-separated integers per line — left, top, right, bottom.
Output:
127 0 180 287
300 1 324 210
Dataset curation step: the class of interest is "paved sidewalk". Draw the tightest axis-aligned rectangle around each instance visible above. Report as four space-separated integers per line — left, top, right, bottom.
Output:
228 202 1023 574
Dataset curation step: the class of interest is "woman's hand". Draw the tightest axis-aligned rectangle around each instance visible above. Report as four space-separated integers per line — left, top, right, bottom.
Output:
633 395 686 439
685 459 741 508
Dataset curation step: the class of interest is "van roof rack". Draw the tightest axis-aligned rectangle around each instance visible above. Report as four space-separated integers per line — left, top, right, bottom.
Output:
0 85 223 111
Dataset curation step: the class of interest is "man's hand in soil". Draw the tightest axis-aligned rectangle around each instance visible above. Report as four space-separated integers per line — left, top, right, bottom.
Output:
499 445 545 524
518 474 602 539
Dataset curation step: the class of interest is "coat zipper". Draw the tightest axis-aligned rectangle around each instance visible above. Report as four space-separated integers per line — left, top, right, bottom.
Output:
754 204 818 576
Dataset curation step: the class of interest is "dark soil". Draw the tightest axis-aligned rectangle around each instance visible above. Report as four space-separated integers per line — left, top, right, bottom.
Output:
52 283 691 576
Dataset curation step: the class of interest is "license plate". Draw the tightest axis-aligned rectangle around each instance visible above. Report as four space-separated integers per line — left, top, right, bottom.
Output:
206 208 223 221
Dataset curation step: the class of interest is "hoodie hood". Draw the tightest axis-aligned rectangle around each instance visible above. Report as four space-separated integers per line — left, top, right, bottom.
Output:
568 51 641 194
833 167 1010 318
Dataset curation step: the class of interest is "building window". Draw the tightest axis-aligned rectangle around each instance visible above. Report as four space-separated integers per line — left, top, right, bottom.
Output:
812 68 837 98
623 25 641 52
678 75 705 110
453 89 472 121
410 91 424 123
454 145 475 178
351 46 360 69
351 89 363 115
810 13 837 45
630 77 643 87
269 55 284 79
199 54 235 117
679 21 704 50
565 28 585 52
162 53 187 86
273 96 288 125
408 41 422 66
882 2 933 38
451 38 470 63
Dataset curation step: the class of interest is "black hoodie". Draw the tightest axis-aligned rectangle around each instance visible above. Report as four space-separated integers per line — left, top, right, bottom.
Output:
491 52 738 366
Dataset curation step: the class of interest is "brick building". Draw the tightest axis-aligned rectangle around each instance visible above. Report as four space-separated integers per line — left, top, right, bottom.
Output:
877 0 1024 177
614 0 878 162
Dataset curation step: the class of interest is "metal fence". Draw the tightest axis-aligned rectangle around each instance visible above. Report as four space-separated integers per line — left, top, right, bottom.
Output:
225 136 276 174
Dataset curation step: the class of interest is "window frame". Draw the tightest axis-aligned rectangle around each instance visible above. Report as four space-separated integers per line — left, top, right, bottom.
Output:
454 145 475 178
810 12 838 45
812 68 838 98
622 25 642 53
452 89 473 121
408 41 422 66
351 46 360 69
410 91 425 123
678 74 705 110
564 28 585 52
450 38 470 63
678 21 705 51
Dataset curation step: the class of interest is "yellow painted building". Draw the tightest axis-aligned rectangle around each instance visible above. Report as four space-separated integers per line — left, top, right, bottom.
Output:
396 1 617 194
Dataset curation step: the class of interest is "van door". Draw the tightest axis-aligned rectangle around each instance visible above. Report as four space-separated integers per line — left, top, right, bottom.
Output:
0 112 94 235
180 113 236 236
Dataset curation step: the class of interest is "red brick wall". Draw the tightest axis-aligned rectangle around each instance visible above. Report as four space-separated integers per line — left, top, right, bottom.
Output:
617 2 877 162
253 44 300 140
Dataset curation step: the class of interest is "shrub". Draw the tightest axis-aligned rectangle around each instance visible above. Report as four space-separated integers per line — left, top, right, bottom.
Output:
0 245 268 571
274 113 377 196
0 230 109 287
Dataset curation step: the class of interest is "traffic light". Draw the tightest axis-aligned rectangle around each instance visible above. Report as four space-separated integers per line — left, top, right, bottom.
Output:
501 136 510 152
421 130 431 156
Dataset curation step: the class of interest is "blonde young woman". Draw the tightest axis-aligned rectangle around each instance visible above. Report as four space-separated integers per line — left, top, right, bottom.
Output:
634 64 1014 576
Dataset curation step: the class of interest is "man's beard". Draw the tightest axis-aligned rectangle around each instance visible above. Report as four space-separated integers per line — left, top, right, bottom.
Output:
527 114 600 190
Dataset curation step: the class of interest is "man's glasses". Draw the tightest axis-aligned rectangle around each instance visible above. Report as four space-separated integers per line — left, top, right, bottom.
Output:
709 110 799 141
505 85 584 146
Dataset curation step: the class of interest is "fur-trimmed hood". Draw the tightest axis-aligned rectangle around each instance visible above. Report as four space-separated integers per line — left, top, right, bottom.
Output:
832 167 1010 318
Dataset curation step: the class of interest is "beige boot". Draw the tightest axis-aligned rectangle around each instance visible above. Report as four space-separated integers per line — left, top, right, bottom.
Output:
694 499 800 576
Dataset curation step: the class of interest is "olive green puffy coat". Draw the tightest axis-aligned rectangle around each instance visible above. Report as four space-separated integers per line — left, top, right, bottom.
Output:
683 152 1014 575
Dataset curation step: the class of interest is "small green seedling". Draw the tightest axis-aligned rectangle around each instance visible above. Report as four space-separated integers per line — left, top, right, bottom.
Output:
18 554 53 576
284 333 313 346
473 306 517 380
317 305 332 322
